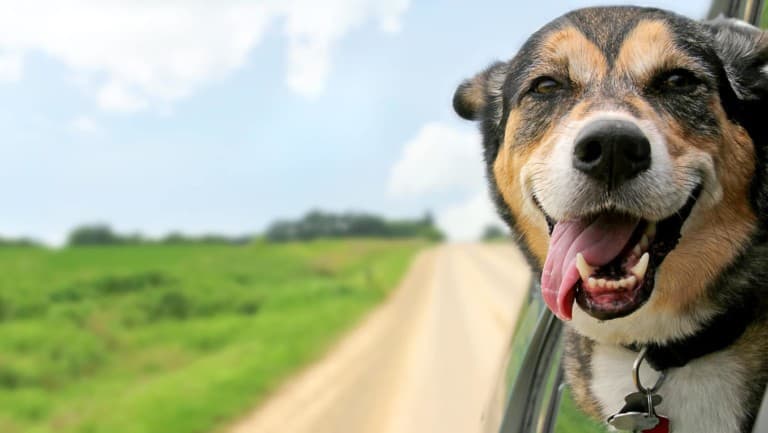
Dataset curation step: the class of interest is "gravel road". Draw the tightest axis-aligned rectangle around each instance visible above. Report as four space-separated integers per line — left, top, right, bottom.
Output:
227 243 531 433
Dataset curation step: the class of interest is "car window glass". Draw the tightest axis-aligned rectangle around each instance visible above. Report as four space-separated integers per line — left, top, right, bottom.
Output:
533 346 563 433
504 292 545 391
483 293 545 433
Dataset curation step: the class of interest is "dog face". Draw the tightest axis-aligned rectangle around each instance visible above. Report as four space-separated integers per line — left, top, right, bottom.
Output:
455 7 768 345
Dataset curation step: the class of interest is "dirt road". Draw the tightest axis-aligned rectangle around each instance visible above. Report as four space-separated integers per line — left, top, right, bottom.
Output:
227 243 532 433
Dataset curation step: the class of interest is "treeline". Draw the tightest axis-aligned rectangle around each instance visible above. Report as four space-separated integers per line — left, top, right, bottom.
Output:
67 225 252 247
0 236 41 247
7 211 444 247
265 210 443 242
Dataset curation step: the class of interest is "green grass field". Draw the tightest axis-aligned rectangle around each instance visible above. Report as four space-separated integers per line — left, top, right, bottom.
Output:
0 239 424 433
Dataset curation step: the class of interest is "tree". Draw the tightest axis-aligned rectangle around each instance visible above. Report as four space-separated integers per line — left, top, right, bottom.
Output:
67 224 123 246
482 225 508 242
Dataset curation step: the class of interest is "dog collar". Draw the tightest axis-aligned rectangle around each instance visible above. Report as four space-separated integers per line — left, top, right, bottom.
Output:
624 299 754 370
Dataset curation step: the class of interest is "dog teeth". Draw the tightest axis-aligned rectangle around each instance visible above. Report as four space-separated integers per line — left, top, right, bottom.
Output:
579 250 647 291
639 235 649 250
645 222 656 238
576 253 594 280
617 276 638 289
588 275 639 291
632 245 642 256
631 252 650 279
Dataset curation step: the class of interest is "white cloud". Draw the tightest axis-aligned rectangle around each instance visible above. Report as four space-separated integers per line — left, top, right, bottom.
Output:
0 51 22 81
0 0 410 111
97 81 149 113
437 191 501 241
388 122 484 196
70 115 98 134
389 122 503 240
278 0 409 97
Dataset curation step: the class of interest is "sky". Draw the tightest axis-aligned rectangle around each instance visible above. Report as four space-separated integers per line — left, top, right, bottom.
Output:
0 0 711 245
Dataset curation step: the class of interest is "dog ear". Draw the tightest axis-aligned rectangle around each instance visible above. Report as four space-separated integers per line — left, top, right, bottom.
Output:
453 61 508 121
707 17 768 101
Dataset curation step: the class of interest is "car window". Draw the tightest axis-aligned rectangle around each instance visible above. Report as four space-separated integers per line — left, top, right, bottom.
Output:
533 344 563 433
492 287 614 433
483 291 545 433
504 290 545 390
492 288 567 433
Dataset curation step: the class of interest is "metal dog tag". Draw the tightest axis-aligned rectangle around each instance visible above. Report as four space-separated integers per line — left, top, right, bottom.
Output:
606 346 672 432
623 391 662 409
607 391 661 431
608 410 659 431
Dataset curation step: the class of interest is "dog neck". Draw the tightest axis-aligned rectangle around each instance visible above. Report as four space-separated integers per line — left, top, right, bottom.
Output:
624 299 755 370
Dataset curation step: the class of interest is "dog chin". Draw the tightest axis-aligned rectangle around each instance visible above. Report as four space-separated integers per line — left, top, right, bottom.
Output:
568 294 716 346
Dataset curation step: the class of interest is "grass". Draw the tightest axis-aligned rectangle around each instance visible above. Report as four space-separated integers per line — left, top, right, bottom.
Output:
0 239 425 433
555 388 610 432
762 4 768 29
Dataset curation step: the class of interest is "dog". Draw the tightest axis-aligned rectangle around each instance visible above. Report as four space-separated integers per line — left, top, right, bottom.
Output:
454 6 768 433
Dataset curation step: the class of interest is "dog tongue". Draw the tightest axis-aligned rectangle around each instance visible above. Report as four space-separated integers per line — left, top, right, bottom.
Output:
541 214 640 320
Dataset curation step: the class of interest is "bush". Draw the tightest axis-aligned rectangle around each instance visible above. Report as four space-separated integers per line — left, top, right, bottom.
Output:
266 210 443 242
482 224 508 241
67 224 125 246
67 225 252 247
93 271 175 295
145 291 190 321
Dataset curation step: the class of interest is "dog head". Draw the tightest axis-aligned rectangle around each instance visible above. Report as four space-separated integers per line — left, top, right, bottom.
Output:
455 6 768 345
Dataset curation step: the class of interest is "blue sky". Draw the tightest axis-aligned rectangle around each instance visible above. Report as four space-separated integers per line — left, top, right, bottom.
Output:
0 0 710 245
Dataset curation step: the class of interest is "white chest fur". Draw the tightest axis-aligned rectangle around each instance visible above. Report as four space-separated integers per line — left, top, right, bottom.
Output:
590 344 749 433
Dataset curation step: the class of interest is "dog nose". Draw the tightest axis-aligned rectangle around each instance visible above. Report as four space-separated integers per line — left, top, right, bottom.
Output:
572 119 651 188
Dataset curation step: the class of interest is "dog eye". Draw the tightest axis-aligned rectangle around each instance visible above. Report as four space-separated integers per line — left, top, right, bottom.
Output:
531 77 562 95
655 69 702 93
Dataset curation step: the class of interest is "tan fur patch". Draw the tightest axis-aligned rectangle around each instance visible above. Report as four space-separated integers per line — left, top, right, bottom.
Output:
491 28 606 265
534 27 608 87
501 100 593 264
493 110 550 263
732 323 768 390
459 75 487 116
650 100 757 313
615 20 702 83
562 329 604 419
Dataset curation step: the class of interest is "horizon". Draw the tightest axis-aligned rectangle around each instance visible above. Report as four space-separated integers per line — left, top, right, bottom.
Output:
7 208 454 247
